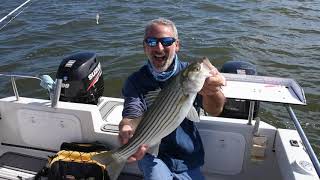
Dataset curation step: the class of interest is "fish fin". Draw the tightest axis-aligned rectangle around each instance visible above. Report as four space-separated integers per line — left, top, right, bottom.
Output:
92 151 126 180
145 88 161 107
187 106 200 122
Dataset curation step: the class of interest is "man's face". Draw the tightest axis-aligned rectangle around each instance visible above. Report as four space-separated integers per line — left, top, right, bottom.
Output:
144 24 180 72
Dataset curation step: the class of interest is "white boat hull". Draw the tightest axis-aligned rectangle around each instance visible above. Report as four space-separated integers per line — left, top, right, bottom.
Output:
0 96 318 180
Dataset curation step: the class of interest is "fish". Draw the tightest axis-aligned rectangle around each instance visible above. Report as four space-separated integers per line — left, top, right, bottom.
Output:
92 57 213 180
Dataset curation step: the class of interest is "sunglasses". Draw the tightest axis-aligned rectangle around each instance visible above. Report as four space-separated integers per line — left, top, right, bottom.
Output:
144 37 176 47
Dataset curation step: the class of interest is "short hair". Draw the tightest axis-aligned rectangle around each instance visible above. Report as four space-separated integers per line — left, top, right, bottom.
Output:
144 18 178 39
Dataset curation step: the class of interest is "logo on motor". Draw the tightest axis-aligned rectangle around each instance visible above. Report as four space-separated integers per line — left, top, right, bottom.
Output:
61 83 70 88
88 63 102 81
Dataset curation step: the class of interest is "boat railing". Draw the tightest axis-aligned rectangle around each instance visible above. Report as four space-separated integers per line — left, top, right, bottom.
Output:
286 105 320 176
50 79 62 108
0 72 62 108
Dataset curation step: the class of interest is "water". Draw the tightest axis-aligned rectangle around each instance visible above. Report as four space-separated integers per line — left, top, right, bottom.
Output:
0 0 319 158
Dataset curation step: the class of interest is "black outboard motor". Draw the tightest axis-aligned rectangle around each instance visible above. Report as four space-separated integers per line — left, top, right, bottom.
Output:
56 52 104 105
219 61 259 119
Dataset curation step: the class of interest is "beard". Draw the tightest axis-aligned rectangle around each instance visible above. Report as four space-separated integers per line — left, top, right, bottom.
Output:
148 53 175 72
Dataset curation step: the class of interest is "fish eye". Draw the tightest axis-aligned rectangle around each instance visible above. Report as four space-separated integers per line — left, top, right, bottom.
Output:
194 65 201 72
188 62 201 73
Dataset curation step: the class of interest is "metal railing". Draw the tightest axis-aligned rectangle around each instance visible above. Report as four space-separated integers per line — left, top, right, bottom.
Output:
286 105 320 177
0 72 61 108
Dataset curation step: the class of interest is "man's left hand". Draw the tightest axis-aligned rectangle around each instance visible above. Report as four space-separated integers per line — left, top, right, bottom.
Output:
199 64 226 96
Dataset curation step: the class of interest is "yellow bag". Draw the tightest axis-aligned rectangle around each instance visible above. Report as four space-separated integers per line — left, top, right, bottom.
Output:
37 142 110 180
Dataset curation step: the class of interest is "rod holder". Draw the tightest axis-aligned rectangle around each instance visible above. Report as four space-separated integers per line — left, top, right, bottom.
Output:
11 76 19 101
247 101 255 125
51 79 62 108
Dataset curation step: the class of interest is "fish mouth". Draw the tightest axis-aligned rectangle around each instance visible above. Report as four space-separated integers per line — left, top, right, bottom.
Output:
200 57 212 75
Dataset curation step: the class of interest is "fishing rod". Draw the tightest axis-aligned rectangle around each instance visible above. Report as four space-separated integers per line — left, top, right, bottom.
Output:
0 0 33 30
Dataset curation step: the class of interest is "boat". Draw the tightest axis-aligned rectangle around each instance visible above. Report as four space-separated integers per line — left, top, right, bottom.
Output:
0 52 319 180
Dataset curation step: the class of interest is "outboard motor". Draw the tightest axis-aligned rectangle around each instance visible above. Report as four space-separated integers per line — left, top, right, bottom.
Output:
56 52 104 105
219 61 259 119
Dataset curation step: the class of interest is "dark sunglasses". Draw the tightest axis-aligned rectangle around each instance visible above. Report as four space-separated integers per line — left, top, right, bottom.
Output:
144 37 176 47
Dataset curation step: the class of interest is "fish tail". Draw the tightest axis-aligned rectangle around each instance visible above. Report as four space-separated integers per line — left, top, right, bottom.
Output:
92 151 126 180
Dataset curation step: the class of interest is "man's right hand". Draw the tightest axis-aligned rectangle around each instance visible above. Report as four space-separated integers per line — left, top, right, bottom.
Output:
118 118 149 163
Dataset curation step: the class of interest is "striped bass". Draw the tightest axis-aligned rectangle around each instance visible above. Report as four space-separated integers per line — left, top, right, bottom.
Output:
92 57 212 180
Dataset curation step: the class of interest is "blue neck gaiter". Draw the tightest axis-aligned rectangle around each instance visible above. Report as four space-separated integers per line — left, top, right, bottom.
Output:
147 55 178 82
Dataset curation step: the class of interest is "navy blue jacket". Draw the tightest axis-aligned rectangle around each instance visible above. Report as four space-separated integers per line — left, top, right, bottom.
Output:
122 58 204 173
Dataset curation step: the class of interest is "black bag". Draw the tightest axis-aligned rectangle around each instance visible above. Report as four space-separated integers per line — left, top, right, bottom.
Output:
36 142 110 180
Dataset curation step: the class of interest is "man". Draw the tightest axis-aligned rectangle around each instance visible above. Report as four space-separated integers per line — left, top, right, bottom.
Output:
119 18 226 180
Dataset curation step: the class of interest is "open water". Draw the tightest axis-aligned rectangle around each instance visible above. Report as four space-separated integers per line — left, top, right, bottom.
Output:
0 0 319 159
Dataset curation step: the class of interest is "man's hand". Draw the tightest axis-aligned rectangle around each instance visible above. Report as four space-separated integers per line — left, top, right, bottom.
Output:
199 63 226 96
199 61 226 116
118 123 134 144
127 144 149 163
118 118 149 163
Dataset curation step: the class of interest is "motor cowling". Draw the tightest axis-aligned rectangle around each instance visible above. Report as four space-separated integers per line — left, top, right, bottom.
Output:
56 52 104 105
220 61 260 119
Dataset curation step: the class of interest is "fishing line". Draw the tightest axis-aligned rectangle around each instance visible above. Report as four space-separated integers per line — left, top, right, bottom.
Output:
0 0 35 31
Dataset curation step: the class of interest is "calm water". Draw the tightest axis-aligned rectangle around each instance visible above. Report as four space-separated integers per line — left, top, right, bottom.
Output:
0 0 319 158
